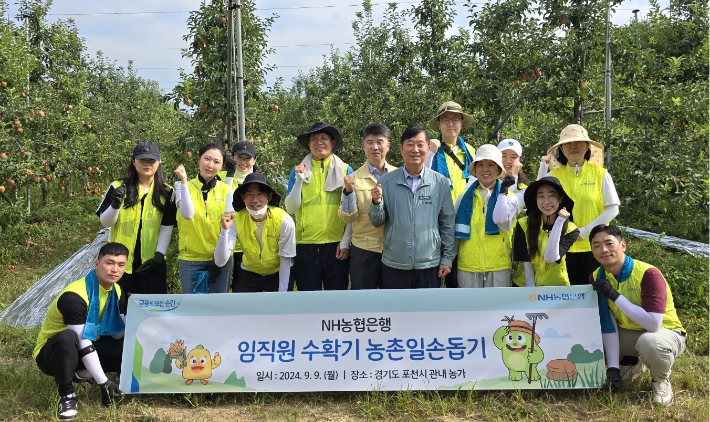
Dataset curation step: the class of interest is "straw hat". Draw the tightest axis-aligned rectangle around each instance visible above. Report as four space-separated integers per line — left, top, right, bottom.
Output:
428 101 474 131
547 124 604 169
507 320 540 344
467 144 504 175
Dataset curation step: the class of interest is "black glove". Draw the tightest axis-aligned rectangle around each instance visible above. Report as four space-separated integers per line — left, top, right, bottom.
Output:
499 175 516 195
111 184 127 209
593 278 620 302
605 367 622 390
133 252 165 275
225 158 237 177
208 264 222 281
99 379 123 406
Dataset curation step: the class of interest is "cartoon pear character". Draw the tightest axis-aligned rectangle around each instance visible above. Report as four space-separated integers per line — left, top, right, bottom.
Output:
175 344 221 385
493 316 544 381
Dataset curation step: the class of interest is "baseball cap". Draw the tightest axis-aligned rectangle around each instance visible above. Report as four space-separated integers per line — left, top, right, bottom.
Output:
132 142 161 161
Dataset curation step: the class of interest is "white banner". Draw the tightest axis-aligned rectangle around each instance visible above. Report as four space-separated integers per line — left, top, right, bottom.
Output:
120 286 605 392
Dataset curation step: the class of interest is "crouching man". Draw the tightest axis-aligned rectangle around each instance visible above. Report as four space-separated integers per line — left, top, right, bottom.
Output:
34 242 128 420
590 225 687 405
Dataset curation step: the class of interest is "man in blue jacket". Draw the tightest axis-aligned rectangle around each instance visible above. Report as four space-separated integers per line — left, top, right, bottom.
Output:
369 126 455 288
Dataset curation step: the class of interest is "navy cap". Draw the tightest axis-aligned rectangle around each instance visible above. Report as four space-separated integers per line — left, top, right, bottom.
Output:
232 141 257 157
132 142 161 161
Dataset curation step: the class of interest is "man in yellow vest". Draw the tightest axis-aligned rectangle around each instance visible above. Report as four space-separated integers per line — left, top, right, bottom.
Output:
428 101 476 288
285 122 353 291
34 242 128 420
338 123 397 289
215 173 296 292
590 225 687 405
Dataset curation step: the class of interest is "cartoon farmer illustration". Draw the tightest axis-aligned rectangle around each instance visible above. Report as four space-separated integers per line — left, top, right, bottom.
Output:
171 341 221 385
493 316 545 382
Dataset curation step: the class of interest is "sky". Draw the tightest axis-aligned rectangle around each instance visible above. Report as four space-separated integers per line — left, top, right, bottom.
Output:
4 0 671 94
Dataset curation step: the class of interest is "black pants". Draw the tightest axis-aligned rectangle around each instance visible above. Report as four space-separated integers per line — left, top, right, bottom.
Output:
565 251 598 285
119 262 168 296
35 330 123 396
233 266 279 292
444 256 458 288
230 252 245 292
291 243 349 291
349 245 382 290
381 264 439 289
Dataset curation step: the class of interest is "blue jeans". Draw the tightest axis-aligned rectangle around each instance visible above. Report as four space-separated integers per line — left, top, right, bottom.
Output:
178 257 234 294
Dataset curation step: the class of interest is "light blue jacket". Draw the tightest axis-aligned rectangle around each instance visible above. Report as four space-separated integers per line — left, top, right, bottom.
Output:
368 167 455 270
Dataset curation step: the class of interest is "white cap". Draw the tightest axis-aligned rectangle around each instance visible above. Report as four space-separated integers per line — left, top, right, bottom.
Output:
497 138 523 157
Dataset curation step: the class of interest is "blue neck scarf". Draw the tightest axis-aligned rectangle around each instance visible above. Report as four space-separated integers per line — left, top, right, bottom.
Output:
455 179 501 239
431 135 473 189
595 254 635 283
83 269 124 341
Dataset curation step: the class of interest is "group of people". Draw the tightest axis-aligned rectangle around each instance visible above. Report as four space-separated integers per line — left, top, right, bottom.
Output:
34 101 687 419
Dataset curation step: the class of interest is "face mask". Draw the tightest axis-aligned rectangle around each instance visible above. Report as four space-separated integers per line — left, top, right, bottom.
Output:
246 206 267 219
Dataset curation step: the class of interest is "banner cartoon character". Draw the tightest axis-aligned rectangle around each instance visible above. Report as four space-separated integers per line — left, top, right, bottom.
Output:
493 316 544 381
171 341 221 385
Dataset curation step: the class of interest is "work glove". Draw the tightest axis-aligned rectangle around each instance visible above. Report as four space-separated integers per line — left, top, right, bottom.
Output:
111 184 127 209
208 264 222 281
225 158 237 177
99 379 123 406
133 252 165 275
499 175 516 195
605 367 622 391
593 278 620 302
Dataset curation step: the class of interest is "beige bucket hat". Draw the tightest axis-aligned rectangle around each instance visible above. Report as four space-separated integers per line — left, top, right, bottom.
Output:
428 101 474 131
467 144 504 175
547 124 604 169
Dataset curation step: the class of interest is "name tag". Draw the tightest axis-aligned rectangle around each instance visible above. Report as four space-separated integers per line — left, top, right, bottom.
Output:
418 195 431 200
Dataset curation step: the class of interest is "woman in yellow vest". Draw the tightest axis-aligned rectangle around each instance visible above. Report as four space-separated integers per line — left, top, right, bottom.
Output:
538 124 620 285
454 145 518 288
214 173 296 292
513 176 580 286
96 142 176 295
174 142 234 294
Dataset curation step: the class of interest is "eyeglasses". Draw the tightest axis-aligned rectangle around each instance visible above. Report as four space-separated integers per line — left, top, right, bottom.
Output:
439 118 462 125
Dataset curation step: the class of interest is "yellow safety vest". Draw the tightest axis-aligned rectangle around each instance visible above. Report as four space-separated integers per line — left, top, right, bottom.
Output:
108 180 166 274
551 162 607 253
457 189 512 273
593 260 684 332
517 217 578 286
177 177 232 261
295 156 348 244
237 206 288 275
444 141 476 205
34 278 121 358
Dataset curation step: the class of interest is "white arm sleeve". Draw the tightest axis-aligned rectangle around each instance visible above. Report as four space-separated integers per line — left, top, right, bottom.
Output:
225 190 235 213
278 256 291 292
340 223 353 250
178 183 195 220
99 206 120 228
214 226 236 267
156 225 173 255
284 174 305 214
224 176 235 189
492 193 517 232
523 262 535 287
614 296 664 332
278 215 297 258
536 161 550 180
515 187 526 214
543 216 567 263
66 324 108 384
578 205 619 239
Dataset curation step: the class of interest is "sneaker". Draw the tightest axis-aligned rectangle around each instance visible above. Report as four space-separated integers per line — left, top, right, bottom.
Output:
620 360 646 382
57 393 78 420
605 367 622 390
652 379 673 406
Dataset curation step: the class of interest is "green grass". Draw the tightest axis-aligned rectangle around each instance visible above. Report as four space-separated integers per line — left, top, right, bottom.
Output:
0 195 707 421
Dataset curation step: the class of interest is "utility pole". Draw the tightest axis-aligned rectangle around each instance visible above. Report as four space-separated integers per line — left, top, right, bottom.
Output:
632 9 640 23
226 2 234 147
234 0 246 143
604 2 612 170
